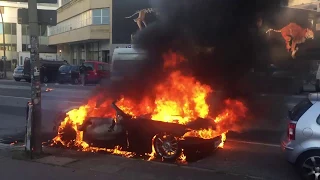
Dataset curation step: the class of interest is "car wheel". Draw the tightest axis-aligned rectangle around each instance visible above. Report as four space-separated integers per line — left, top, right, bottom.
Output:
14 78 21 82
43 76 49 83
296 151 320 180
153 133 182 161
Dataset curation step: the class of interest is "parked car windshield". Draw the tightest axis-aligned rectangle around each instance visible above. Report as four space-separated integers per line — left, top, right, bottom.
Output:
15 66 23 70
84 62 94 71
59 65 71 72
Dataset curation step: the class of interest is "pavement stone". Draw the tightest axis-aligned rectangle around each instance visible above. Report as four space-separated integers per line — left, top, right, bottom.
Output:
35 156 78 166
0 144 257 180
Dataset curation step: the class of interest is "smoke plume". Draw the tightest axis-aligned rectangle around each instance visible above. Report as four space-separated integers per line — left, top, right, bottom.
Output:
130 0 282 99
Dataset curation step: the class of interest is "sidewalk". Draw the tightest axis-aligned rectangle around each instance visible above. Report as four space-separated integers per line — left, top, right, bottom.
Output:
0 144 254 180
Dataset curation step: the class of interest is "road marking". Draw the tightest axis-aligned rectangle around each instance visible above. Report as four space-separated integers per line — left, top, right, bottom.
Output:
227 139 281 148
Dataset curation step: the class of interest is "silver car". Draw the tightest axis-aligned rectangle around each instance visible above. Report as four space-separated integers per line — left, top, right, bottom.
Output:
281 93 320 180
13 66 25 81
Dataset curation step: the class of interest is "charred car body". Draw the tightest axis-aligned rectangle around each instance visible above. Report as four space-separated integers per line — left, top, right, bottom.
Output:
54 101 222 161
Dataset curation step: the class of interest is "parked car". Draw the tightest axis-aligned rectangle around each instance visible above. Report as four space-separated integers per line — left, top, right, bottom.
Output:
110 48 147 82
281 93 320 180
23 59 68 83
83 61 110 84
57 65 80 84
13 66 25 81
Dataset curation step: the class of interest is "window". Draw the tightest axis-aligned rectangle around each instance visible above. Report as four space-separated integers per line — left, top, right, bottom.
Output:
317 114 320 125
289 99 313 121
0 23 16 35
22 25 29 35
84 62 94 70
92 8 110 25
98 64 103 71
102 8 110 24
39 25 47 36
48 10 93 36
4 23 11 34
12 24 16 35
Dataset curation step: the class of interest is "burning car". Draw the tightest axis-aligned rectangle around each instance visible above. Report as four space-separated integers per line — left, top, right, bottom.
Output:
52 51 247 162
53 100 222 161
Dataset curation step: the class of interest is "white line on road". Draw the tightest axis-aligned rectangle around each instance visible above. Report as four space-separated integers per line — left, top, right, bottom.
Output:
227 139 281 148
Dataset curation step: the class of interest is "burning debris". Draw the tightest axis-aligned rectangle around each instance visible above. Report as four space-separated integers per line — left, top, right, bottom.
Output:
45 88 53 92
51 51 248 162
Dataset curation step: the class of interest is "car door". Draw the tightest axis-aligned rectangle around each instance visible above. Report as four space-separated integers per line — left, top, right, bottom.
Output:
97 63 110 79
84 62 95 82
71 66 80 79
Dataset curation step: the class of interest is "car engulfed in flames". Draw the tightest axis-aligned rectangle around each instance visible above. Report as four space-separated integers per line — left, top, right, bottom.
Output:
51 51 248 162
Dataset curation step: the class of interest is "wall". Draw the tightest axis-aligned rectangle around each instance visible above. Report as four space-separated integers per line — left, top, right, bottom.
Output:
288 0 318 6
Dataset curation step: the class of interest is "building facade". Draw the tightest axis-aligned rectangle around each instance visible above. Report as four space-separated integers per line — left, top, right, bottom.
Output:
48 0 112 65
0 1 58 67
48 0 157 65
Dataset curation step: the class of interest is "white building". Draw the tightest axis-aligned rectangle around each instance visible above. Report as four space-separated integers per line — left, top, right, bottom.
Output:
0 1 58 66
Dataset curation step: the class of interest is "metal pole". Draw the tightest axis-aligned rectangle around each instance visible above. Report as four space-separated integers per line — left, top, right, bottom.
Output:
28 0 42 153
0 7 6 78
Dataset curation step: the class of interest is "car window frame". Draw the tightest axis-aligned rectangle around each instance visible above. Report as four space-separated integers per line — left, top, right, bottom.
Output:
84 62 95 71
98 64 104 71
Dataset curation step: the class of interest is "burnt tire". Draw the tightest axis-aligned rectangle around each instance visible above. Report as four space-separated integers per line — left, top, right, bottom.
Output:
296 151 320 180
153 133 182 162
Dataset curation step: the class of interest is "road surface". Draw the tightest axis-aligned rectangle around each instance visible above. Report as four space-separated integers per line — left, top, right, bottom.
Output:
0 79 308 179
0 80 96 142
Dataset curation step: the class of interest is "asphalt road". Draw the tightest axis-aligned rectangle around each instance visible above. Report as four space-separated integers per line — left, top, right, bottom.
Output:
0 79 308 180
187 140 299 180
0 80 96 140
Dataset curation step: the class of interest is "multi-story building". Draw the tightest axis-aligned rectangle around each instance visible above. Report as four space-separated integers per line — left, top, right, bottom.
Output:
48 0 112 65
0 1 58 66
48 0 155 65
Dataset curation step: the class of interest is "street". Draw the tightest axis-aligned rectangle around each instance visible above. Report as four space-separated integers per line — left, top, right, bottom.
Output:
0 80 95 142
0 79 307 179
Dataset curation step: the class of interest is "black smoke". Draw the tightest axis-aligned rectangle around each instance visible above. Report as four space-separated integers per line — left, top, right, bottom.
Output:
129 0 282 99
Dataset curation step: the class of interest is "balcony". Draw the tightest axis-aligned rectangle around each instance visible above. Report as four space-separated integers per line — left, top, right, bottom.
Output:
48 25 110 45
57 0 112 23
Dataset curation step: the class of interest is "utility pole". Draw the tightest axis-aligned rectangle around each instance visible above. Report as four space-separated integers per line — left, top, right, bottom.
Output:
28 0 42 153
0 7 6 78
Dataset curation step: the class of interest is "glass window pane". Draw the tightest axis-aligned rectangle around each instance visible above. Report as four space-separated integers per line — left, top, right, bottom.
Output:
92 9 101 17
40 25 47 36
102 17 109 24
4 23 11 34
12 23 16 35
0 24 3 34
102 8 109 16
92 17 101 25
12 44 16 51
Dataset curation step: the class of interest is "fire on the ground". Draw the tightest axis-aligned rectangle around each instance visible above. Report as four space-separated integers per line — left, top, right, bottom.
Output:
51 51 248 161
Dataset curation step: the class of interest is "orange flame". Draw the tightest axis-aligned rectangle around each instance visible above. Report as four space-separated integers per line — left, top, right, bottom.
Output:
52 50 247 159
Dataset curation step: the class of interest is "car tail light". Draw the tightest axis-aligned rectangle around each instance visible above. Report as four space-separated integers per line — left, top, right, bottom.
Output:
288 122 296 140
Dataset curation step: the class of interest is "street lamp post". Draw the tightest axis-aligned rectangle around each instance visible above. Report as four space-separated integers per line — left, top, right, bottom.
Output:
0 7 6 78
